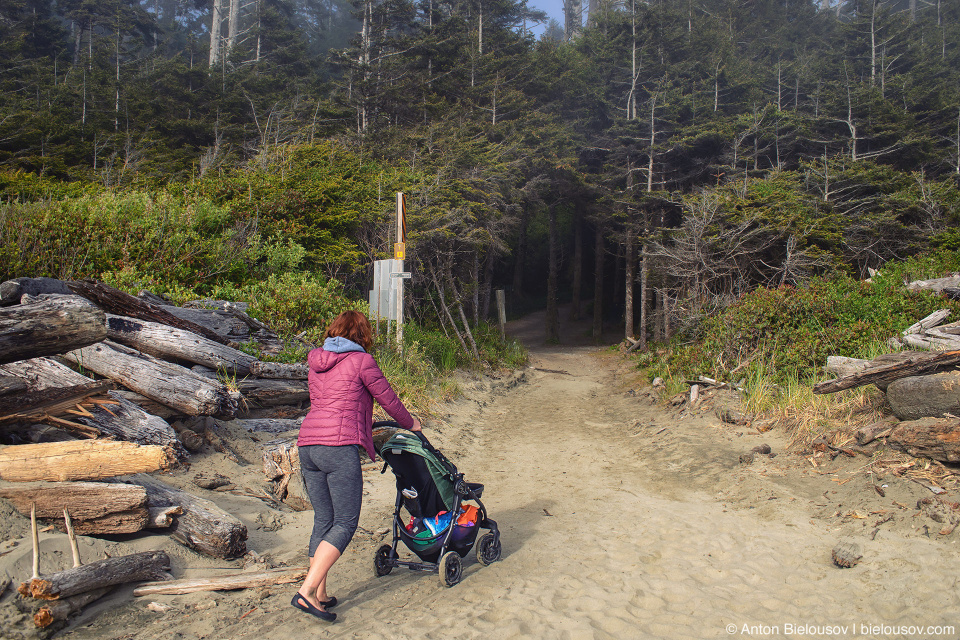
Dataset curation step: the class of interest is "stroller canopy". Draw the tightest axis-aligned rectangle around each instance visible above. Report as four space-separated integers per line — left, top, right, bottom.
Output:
380 432 456 515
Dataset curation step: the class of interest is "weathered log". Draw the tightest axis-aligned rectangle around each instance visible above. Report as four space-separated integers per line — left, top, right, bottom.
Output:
179 299 284 354
0 277 74 306
0 481 147 519
0 357 93 390
0 376 28 396
239 378 309 408
106 314 257 375
854 416 900 445
0 440 176 482
169 420 204 452
907 275 960 293
903 309 952 335
0 295 106 366
814 349 960 394
886 417 960 463
72 391 185 458
902 333 959 351
886 371 960 421
824 356 872 378
124 474 247 558
66 279 234 346
232 418 301 434
33 586 112 628
158 303 283 353
249 361 308 380
23 550 171 600
0 379 113 421
133 567 307 596
262 439 310 511
63 341 238 418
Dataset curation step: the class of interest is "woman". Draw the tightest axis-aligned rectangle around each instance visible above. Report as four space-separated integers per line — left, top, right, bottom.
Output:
291 310 421 622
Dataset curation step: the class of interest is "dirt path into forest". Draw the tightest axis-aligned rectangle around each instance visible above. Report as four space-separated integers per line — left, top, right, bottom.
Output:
4 309 960 640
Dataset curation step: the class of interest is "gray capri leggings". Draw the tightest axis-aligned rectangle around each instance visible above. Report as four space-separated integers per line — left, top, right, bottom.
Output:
299 444 363 556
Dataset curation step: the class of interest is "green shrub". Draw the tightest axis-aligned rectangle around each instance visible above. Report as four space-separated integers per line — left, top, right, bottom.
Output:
644 250 960 385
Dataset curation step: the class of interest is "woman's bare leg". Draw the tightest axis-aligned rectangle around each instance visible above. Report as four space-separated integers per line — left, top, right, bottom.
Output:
297 541 341 609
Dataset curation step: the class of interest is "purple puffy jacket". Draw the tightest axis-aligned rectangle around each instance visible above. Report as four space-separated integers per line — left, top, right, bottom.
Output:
297 346 414 461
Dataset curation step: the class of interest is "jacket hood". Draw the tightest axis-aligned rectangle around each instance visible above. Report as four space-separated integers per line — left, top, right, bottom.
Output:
323 336 366 354
311 338 366 373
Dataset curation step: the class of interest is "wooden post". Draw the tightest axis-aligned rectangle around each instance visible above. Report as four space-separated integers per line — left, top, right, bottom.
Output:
496 289 506 338
396 192 405 350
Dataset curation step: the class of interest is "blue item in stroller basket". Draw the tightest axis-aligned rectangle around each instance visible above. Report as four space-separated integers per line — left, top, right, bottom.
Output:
424 511 453 535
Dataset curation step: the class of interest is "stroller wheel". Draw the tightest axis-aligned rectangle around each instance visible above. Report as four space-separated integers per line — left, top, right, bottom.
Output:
475 532 502 566
438 551 462 587
375 544 394 577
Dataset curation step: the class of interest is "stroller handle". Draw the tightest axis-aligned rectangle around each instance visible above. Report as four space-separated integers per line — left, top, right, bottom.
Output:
372 419 429 445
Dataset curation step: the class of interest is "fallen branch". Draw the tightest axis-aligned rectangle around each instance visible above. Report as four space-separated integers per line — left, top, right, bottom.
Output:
132 567 307 596
21 550 171 600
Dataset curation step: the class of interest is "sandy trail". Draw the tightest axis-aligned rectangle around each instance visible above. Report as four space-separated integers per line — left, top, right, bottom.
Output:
5 311 960 639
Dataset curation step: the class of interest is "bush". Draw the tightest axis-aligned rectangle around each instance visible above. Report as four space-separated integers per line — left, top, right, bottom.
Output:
643 250 960 385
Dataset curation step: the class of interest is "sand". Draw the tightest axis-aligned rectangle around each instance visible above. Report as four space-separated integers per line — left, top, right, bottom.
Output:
2 310 960 639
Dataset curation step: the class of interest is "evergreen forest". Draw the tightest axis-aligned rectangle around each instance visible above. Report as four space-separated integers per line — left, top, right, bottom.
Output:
4 0 960 384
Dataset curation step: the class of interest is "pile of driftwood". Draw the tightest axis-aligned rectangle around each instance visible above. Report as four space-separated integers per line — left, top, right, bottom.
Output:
0 277 325 628
818 304 960 464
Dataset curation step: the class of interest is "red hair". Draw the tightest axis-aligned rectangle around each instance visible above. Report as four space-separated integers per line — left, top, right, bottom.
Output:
324 310 374 352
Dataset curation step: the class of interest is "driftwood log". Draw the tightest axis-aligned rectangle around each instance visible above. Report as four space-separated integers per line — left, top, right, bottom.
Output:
239 379 309 408
124 474 247 558
249 361 308 380
0 380 114 438
0 356 93 390
63 341 238 418
105 314 257 375
233 418 301 434
33 586 112 628
0 440 177 482
158 303 282 352
0 481 149 535
133 567 307 596
20 550 171 600
814 349 960 394
262 440 310 511
66 279 234 346
855 417 899 446
0 295 106 365
886 418 960 463
0 277 74 306
76 391 185 457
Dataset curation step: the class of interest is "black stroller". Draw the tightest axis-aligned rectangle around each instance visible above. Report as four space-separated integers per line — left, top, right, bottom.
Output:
373 421 501 586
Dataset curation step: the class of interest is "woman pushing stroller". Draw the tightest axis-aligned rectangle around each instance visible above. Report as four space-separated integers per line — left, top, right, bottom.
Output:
292 310 421 622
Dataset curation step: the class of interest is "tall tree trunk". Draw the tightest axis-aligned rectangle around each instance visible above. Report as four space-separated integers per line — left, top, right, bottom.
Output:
592 223 604 341
570 210 582 321
227 0 240 55
209 0 222 66
546 208 560 342
624 225 635 340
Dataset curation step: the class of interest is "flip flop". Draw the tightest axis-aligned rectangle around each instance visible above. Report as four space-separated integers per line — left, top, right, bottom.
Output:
319 596 338 609
291 593 336 622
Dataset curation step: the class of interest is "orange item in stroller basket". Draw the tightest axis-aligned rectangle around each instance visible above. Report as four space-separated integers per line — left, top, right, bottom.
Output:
456 505 480 527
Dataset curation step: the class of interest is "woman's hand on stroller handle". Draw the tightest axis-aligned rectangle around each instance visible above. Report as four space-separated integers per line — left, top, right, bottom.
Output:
409 418 422 432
